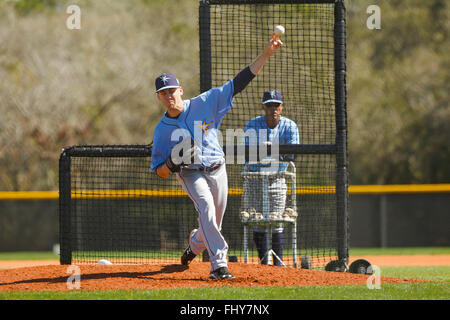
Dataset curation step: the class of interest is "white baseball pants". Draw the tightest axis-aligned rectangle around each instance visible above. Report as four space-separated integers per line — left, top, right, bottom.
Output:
177 164 228 271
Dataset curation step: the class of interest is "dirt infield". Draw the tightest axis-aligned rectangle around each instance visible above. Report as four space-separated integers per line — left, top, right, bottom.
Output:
0 262 423 292
1 254 447 292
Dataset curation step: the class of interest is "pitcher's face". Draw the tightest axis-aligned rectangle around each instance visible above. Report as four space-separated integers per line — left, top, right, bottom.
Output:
157 87 184 115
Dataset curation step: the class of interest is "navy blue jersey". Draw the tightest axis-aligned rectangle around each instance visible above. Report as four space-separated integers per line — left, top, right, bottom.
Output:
244 115 299 171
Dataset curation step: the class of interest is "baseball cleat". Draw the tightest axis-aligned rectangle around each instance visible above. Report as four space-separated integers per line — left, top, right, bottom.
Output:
181 229 198 266
181 245 196 265
209 267 235 280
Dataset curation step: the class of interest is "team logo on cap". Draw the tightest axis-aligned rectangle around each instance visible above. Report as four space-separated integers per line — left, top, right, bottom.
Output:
160 75 170 84
270 90 276 98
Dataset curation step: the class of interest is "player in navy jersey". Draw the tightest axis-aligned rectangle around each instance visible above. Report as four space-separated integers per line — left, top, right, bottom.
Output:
151 37 283 280
243 90 299 266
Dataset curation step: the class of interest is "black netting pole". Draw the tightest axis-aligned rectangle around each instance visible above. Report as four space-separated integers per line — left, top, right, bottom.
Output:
334 0 349 264
199 0 212 93
199 0 212 262
59 149 72 265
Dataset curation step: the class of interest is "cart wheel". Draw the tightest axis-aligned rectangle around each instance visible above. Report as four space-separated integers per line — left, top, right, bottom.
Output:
349 259 373 275
324 259 348 272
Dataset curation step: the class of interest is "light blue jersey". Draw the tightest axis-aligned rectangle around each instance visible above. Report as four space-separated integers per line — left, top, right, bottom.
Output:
151 80 234 171
244 115 300 171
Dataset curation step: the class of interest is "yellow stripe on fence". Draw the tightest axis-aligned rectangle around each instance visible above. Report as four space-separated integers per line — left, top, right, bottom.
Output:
71 189 188 199
348 184 450 194
0 184 449 200
72 186 337 198
0 191 59 200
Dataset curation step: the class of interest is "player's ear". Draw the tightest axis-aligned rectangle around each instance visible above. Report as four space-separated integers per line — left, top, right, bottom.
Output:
178 86 184 96
156 92 163 102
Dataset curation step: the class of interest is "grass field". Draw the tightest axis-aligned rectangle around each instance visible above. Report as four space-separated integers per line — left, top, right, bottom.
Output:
0 248 449 301
0 247 448 260
1 280 449 300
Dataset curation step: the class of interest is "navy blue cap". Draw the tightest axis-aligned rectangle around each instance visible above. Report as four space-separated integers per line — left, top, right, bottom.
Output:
155 73 180 93
262 90 283 104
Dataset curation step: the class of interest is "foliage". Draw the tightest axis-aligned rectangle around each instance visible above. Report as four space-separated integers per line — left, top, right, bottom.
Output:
11 0 58 15
346 0 450 184
0 0 199 190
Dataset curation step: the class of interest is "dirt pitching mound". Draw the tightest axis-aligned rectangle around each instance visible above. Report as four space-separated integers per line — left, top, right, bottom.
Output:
0 262 422 292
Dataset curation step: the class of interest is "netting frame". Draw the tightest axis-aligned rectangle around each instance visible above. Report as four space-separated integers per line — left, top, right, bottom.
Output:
59 145 153 265
198 0 349 265
59 0 349 267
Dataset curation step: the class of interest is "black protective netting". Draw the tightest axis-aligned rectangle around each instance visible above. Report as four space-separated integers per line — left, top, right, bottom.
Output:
60 0 347 269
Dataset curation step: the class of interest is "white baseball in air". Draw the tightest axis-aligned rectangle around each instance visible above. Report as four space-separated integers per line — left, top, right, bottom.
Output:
274 25 285 36
98 259 112 265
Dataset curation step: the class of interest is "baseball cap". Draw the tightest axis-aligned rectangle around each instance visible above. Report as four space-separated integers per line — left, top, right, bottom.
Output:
155 73 180 93
262 90 283 104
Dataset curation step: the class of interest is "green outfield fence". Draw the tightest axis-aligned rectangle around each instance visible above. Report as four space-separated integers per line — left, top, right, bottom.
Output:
1 184 449 253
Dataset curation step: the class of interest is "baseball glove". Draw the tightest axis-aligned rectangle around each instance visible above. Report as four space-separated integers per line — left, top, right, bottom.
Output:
166 137 198 172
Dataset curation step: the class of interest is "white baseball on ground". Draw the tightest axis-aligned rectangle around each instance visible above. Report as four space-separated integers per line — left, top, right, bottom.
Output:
98 259 112 265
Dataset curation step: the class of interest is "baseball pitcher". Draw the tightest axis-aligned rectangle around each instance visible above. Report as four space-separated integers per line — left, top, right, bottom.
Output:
151 37 283 279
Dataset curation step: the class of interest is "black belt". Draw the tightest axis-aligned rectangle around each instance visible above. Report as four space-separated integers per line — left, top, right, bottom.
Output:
196 162 223 173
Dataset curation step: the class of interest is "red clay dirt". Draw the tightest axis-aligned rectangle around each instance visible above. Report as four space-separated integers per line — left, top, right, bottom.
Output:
1 255 443 292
